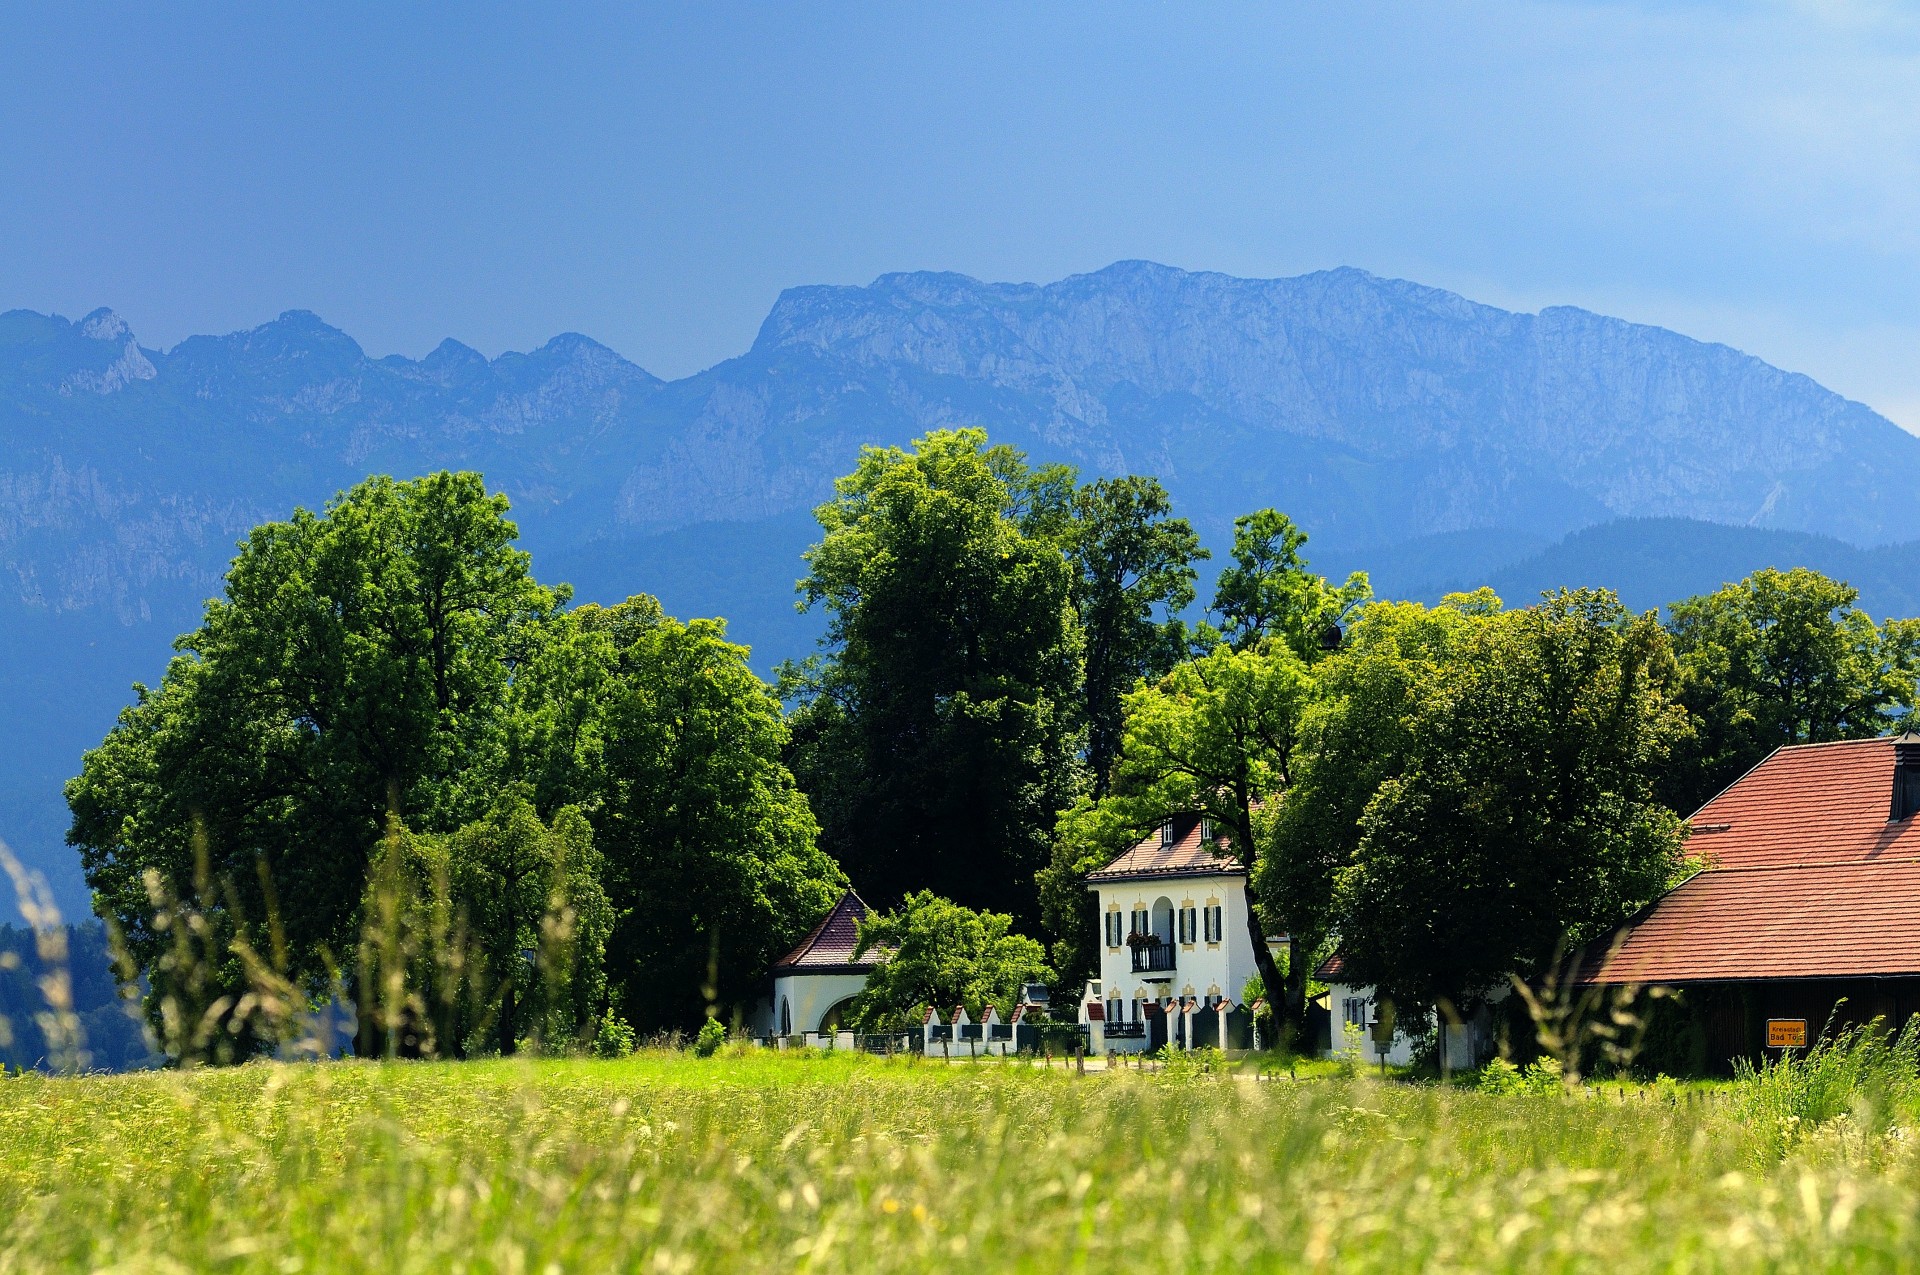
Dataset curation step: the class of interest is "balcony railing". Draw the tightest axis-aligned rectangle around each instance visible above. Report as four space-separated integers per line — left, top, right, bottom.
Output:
1130 939 1175 973
1105 1020 1146 1039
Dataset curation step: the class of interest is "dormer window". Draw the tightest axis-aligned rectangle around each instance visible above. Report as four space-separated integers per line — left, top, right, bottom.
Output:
1159 821 1176 847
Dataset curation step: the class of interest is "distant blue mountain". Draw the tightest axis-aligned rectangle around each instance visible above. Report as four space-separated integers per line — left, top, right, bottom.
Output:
5 262 1919 914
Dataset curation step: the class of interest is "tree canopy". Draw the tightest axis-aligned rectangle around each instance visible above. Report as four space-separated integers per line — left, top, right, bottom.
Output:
1662 567 1920 813
846 891 1051 1031
68 471 843 1057
784 429 1085 925
1330 590 1692 1017
1063 476 1205 795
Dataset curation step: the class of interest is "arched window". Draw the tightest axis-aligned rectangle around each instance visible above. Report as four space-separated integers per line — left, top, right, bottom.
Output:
779 996 792 1036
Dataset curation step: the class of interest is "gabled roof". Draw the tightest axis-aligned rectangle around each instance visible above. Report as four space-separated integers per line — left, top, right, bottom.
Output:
772 889 880 974
1586 738 1920 985
1085 814 1244 884
1683 738 1920 870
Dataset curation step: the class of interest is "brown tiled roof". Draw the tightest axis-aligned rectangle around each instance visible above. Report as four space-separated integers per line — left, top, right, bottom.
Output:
1085 814 1244 883
1586 738 1920 985
772 890 880 972
1586 862 1920 983
1685 738 1920 870
1314 951 1350 981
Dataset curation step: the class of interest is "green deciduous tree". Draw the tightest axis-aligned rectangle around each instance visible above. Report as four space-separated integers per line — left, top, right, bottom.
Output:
846 891 1052 1031
1663 567 1920 813
1063 476 1205 796
1255 592 1494 984
1210 509 1370 658
1333 590 1692 1022
67 472 560 1056
516 596 847 1032
784 429 1084 925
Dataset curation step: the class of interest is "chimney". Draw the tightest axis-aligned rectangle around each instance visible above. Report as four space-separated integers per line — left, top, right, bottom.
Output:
1892 734 1920 822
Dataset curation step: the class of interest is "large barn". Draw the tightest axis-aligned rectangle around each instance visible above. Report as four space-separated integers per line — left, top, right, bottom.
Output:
1584 734 1920 1069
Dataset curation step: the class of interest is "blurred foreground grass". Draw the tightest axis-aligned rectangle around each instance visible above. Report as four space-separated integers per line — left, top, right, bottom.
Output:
3 1050 1920 1273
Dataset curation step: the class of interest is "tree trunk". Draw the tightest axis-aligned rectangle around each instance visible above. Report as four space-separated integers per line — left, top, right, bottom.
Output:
1243 899 1292 1046
499 979 517 1057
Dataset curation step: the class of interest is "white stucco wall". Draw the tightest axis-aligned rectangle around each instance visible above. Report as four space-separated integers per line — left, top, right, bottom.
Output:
1325 981 1418 1067
1089 872 1260 1023
757 970 870 1036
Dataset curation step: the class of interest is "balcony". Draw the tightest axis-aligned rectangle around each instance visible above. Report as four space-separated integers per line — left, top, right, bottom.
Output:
1130 938 1175 973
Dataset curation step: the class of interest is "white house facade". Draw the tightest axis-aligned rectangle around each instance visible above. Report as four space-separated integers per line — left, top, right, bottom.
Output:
1082 814 1266 1052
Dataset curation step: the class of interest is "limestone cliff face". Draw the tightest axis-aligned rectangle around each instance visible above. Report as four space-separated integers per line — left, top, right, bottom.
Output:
3 260 1916 628
647 261 1911 544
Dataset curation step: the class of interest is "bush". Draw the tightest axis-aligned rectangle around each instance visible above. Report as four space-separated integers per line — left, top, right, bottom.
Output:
592 1009 636 1059
693 1018 726 1058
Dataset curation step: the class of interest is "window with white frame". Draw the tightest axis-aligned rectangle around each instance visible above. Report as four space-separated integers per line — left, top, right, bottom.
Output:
1107 997 1122 1022
1178 905 1197 944
1342 996 1369 1029
1130 908 1149 939
1159 821 1176 846
1105 910 1124 947
1203 903 1223 944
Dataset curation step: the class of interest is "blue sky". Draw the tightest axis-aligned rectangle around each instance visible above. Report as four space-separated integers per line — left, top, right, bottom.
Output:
6 2 1920 425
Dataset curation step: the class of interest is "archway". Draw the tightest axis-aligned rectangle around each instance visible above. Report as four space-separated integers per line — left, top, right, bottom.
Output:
1151 897 1174 944
818 996 858 1032
779 996 792 1036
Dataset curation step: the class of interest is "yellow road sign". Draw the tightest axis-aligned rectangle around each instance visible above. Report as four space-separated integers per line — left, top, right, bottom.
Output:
1766 1018 1807 1049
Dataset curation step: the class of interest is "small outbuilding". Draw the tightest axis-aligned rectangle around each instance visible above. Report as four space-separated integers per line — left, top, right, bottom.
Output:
749 889 880 1038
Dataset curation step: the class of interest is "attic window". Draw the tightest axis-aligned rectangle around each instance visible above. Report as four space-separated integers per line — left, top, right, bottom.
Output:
1159 822 1176 847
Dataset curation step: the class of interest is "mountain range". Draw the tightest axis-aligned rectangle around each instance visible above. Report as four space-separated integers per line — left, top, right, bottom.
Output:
6 260 1920 915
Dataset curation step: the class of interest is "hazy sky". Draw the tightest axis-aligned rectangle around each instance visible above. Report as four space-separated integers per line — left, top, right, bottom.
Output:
6 2 1920 426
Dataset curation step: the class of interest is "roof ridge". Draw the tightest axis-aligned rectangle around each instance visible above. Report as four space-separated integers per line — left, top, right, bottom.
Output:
1687 857 1920 875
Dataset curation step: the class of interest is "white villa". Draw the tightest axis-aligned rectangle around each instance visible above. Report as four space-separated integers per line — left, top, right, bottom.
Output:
1079 813 1269 1052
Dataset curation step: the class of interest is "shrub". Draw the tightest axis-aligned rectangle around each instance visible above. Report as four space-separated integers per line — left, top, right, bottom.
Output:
1476 1058 1523 1095
592 1009 636 1059
693 1018 726 1058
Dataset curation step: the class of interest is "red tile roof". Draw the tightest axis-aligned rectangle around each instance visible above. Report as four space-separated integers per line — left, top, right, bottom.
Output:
1586 738 1920 985
1685 738 1920 870
772 890 880 972
1086 814 1243 883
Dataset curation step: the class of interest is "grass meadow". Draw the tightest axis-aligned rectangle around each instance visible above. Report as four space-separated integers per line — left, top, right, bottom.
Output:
4 1045 1920 1273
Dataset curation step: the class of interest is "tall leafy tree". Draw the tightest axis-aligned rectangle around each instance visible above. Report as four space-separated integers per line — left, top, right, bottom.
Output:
67 472 559 1054
784 429 1084 925
1255 592 1495 984
1064 476 1205 796
1210 509 1371 657
1334 590 1691 1022
523 597 847 1032
1663 567 1920 813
